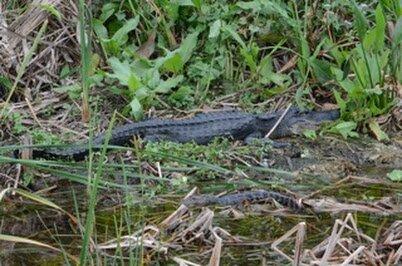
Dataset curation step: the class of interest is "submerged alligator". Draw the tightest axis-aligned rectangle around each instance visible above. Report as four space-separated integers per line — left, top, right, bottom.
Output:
30 108 339 160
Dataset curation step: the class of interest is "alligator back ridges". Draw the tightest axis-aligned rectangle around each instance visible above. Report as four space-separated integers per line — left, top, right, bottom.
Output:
182 190 304 211
28 109 339 160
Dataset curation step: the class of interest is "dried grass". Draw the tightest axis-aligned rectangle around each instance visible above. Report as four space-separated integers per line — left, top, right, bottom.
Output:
272 213 402 265
1 0 80 96
96 189 242 265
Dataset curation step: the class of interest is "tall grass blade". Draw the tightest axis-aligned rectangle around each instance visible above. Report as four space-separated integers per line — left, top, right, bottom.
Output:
79 112 117 264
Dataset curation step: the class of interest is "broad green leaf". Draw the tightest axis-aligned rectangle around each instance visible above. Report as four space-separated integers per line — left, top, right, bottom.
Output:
164 1 179 21
373 5 386 51
108 57 131 85
155 75 184 93
163 53 183 73
387 169 402 182
209 20 221 39
363 5 385 52
178 31 199 64
135 87 149 100
127 74 142 93
130 98 143 120
310 58 333 83
146 69 161 88
368 120 389 141
358 52 380 85
93 19 109 40
329 121 359 139
111 16 140 46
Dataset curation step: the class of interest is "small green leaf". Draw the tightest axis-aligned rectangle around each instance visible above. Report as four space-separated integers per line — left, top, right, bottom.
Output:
54 84 81 99
155 75 184 93
178 31 199 64
368 120 389 141
127 74 142 93
303 129 317 140
60 65 71 79
191 0 202 9
130 98 143 120
240 47 257 73
329 121 359 139
387 170 402 182
93 19 109 40
99 3 116 23
209 20 221 39
333 90 347 114
108 57 131 85
111 16 140 46
163 53 183 73
310 58 333 83
236 1 262 12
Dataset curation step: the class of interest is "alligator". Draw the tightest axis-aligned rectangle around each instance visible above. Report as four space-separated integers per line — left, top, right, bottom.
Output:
29 107 339 160
182 190 303 211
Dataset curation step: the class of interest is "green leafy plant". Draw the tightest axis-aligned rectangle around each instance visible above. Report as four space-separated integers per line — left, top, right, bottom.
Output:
306 3 400 139
387 169 402 182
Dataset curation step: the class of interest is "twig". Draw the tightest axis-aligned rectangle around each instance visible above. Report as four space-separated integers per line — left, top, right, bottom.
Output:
265 103 293 138
209 228 223 266
272 222 306 264
25 97 43 128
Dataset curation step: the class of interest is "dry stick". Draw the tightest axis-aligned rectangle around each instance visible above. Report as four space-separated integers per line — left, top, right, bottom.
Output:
25 97 43 128
209 228 223 266
340 246 365 266
272 222 306 264
0 20 48 119
264 103 293 138
294 222 306 266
